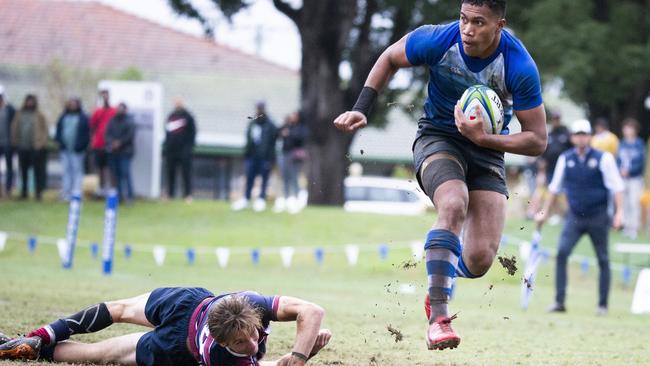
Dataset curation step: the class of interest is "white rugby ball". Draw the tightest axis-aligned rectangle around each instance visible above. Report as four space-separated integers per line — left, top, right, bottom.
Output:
459 85 505 134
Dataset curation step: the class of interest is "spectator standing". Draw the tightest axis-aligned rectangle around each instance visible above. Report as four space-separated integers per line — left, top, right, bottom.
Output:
10 94 48 200
526 110 571 219
542 110 572 183
163 97 196 202
536 119 624 316
55 98 90 201
617 118 646 239
89 90 116 197
105 103 135 204
591 117 619 156
0 85 16 198
232 101 277 212
274 111 307 214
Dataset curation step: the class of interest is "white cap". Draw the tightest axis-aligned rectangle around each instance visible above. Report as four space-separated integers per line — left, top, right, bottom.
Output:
570 119 592 134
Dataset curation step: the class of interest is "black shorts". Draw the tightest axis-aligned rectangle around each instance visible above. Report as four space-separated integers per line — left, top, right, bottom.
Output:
412 121 508 197
135 287 214 366
93 149 108 169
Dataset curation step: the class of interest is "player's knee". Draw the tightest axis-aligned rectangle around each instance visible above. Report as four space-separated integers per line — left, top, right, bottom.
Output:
466 248 496 276
437 195 467 226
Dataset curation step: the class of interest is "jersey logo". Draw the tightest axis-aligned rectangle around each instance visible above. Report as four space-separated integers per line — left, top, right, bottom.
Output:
449 66 463 76
588 158 598 169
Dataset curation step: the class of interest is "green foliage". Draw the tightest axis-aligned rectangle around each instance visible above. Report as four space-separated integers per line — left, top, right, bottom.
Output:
515 0 650 122
114 66 144 81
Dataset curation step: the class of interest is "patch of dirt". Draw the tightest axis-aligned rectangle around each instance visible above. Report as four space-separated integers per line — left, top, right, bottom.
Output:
386 324 403 343
369 355 379 366
396 259 418 270
497 255 518 276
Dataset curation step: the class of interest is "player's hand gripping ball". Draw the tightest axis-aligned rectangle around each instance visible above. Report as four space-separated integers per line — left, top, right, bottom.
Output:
459 85 505 134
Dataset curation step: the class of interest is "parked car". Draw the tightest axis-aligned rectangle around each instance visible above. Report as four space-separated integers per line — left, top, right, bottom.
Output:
344 176 433 216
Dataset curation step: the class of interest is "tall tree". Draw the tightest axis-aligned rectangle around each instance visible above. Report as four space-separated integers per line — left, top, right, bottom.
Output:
169 0 650 204
168 0 463 205
516 0 650 136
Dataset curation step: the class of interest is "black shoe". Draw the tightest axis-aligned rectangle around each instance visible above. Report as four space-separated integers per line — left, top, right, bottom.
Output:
546 303 566 313
0 336 41 360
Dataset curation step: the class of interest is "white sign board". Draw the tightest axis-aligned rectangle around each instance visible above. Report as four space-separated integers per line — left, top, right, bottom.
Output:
98 80 163 198
631 268 650 314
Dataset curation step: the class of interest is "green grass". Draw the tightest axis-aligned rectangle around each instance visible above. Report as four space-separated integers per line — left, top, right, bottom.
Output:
1 199 649 365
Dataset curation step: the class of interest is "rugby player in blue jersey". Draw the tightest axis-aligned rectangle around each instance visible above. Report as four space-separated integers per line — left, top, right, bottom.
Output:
0 288 331 366
334 0 547 350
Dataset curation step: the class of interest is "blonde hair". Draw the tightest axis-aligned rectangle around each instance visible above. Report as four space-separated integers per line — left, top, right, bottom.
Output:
207 295 262 344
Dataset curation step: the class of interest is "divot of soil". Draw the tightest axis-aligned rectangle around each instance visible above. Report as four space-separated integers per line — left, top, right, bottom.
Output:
369 355 379 366
399 259 418 270
497 255 518 275
386 324 403 343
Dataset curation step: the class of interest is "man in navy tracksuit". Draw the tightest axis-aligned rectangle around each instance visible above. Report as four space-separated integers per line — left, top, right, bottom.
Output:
536 119 624 316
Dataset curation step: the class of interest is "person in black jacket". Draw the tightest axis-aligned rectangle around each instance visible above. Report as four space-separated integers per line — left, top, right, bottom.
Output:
0 86 16 198
274 111 307 214
55 97 90 201
163 98 196 202
232 101 277 212
105 103 136 204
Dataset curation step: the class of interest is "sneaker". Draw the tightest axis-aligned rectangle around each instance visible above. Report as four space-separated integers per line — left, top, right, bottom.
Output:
0 336 41 360
546 303 566 313
596 306 608 316
231 198 249 211
0 332 11 345
273 197 286 213
253 198 266 212
287 196 301 214
426 314 460 350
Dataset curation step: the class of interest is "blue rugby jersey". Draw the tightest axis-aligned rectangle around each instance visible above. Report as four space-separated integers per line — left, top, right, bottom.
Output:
405 21 543 135
188 292 280 366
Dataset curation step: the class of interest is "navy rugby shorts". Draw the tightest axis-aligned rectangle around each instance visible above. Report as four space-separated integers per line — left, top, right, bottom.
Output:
412 120 508 198
135 287 213 366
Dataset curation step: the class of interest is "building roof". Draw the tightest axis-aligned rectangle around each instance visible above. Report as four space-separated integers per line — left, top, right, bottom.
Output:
0 0 297 78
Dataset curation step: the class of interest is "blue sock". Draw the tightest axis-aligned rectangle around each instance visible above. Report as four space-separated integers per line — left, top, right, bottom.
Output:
424 229 461 321
456 254 480 278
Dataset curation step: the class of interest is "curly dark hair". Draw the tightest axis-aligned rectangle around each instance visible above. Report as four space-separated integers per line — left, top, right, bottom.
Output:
462 0 507 18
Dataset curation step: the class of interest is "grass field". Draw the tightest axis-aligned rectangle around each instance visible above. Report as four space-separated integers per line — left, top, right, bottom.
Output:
1 199 649 365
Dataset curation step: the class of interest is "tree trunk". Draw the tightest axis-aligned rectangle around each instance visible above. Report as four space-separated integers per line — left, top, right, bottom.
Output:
296 0 357 205
300 32 354 205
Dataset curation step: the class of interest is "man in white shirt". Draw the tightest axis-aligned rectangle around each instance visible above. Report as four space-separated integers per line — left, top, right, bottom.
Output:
536 119 624 316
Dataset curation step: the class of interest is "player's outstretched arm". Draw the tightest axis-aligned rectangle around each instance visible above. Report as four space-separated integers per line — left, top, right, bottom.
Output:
260 330 332 366
455 103 548 156
333 35 413 133
271 296 329 366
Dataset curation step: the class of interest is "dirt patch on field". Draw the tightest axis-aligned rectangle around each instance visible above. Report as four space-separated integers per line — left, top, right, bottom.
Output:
386 324 403 343
497 255 518 276
396 259 418 270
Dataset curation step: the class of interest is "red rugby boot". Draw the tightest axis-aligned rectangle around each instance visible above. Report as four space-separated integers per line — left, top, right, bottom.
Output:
426 314 460 350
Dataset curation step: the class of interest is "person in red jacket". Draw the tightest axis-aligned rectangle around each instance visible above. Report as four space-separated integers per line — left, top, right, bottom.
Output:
89 89 116 197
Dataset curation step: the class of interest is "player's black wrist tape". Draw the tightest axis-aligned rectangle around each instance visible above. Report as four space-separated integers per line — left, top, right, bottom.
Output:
352 86 378 117
291 351 309 361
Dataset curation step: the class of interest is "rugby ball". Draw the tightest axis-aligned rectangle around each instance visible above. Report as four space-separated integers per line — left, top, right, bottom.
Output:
459 85 504 134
